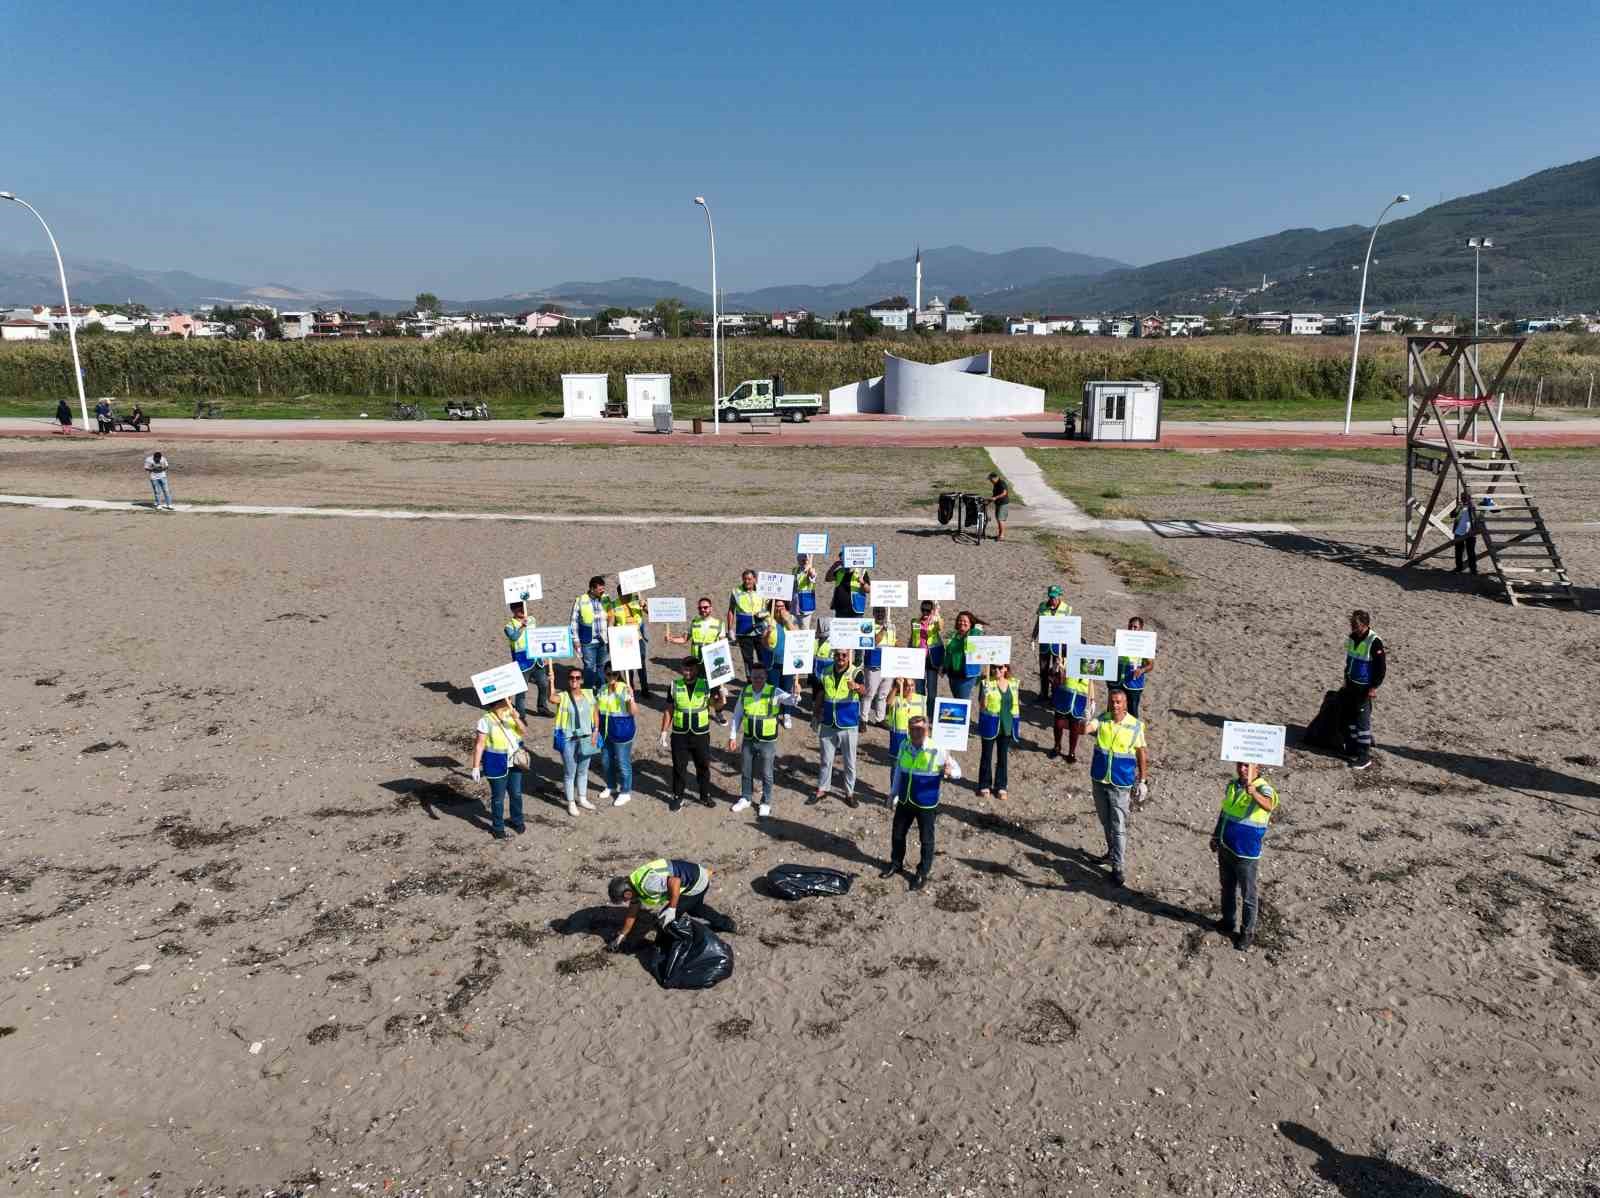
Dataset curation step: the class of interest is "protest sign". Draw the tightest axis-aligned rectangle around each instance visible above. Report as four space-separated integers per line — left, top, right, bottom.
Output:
1115 628 1159 660
965 635 1012 666
869 580 909 608
526 625 573 660
782 629 816 675
618 565 657 594
1067 644 1117 681
826 618 875 650
917 574 956 601
1038 614 1082 648
841 545 876 569
796 532 829 556
931 698 971 752
608 625 642 672
880 646 926 680
702 639 736 688
501 573 543 605
647 597 687 623
1220 721 1286 766
756 571 794 601
471 662 528 705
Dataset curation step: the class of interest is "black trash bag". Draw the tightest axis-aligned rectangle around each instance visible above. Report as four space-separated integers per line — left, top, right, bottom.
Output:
765 863 853 901
652 916 734 990
962 494 981 528
1302 688 1345 752
937 492 956 525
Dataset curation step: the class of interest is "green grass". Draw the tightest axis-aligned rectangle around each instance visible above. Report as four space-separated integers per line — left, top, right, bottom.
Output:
1039 532 1187 594
1042 389 1395 422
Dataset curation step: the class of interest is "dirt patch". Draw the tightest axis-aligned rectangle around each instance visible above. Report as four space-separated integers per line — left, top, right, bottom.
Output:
933 886 980 913
307 1023 341 1045
713 1017 754 1042
384 866 535 902
498 920 550 948
308 803 389 819
80 740 129 754
158 815 273 851
1563 754 1598 768
1016 999 1079 1046
1090 928 1139 950
555 950 611 977
159 771 223 793
893 955 942 976
175 858 242 891
804 1019 843 1039
444 956 502 1014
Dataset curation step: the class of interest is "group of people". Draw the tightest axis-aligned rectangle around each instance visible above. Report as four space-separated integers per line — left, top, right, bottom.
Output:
466 537 1389 953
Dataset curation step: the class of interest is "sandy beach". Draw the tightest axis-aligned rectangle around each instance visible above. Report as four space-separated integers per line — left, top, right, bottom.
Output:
1 448 1598 1196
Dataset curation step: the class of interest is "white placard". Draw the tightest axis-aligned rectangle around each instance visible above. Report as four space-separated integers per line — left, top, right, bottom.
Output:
782 629 817 676
527 625 574 660
647 597 687 624
825 617 875 651
702 639 735 688
502 573 543 605
796 532 829 556
841 545 876 569
965 635 1012 666
880 646 926 680
1067 644 1117 681
618 565 657 594
869 580 909 608
471 661 528 705
1221 721 1286 766
1038 615 1082 648
917 574 956 601
1115 629 1159 661
608 625 642 672
930 698 971 752
756 571 794 601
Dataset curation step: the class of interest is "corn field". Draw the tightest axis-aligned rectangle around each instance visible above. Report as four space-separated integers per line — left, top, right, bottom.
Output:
2 333 1596 409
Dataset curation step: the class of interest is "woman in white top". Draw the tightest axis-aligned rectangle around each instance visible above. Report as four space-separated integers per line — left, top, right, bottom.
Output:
471 697 529 840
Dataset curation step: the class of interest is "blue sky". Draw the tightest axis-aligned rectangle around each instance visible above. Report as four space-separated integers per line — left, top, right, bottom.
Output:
3 1 1597 298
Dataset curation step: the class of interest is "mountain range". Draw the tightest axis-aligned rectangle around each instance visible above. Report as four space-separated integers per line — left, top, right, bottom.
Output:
2 154 1596 316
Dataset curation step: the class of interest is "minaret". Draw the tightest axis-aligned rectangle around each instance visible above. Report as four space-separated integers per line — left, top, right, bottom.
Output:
915 246 923 315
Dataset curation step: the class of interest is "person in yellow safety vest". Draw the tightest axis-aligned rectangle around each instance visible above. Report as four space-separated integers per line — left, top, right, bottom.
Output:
885 677 927 800
469 696 529 840
1210 761 1279 952
863 605 899 724
761 599 799 729
570 575 611 689
665 596 729 724
726 570 769 685
812 650 866 808
908 599 944 705
1048 656 1095 762
658 656 721 811
809 630 834 700
606 585 652 698
554 669 601 817
976 663 1022 801
1082 688 1149 888
606 858 736 952
1114 615 1155 717
793 553 818 628
1030 585 1073 702
878 714 958 890
594 669 640 809
1339 609 1385 770
826 552 871 618
504 601 554 718
726 662 803 817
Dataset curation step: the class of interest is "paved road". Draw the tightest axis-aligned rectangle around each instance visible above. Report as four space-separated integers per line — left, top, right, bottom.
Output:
6 414 1600 449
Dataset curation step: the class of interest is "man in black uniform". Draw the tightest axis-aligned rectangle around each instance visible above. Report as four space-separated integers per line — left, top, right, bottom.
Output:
1339 609 1386 770
659 656 722 810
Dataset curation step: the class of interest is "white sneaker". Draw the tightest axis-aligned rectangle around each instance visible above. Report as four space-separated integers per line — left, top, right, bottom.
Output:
731 798 751 813
598 788 613 801
613 792 632 807
758 803 771 818
566 800 578 817
577 796 597 811
782 715 792 729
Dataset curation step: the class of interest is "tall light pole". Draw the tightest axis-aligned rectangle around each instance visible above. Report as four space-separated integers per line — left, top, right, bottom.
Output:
1342 193 1409 434
1 191 90 431
1467 236 1494 370
694 196 720 435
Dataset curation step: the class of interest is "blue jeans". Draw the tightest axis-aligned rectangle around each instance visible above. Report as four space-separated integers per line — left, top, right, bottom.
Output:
946 672 977 701
580 641 608 689
487 770 523 834
602 736 634 794
562 736 597 804
150 477 172 507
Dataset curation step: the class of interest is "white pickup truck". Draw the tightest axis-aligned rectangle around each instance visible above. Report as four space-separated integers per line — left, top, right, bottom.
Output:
715 377 822 423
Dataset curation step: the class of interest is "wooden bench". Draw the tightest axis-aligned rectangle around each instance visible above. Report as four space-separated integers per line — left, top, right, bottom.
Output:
746 414 783 434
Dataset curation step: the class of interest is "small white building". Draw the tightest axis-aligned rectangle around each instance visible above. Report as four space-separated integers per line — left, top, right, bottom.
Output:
522 312 566 336
608 315 646 335
869 306 912 331
1289 312 1325 336
942 310 981 333
1078 380 1162 442
624 373 671 421
280 311 314 339
561 372 609 419
1 318 50 342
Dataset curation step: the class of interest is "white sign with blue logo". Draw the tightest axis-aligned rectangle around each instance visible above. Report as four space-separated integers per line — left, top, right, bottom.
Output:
756 571 794 601
931 698 971 752
528 625 573 660
782 629 816 675
796 533 829 556
825 617 875 650
1220 721 1285 766
841 545 876 569
502 573 543 605
471 661 529 705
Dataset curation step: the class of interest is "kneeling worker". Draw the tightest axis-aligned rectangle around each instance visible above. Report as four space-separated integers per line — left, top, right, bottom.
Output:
1210 761 1280 953
880 714 958 891
727 662 802 817
606 857 735 951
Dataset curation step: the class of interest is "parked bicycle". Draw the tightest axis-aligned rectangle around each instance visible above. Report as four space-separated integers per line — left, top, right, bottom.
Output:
391 400 428 420
937 491 990 545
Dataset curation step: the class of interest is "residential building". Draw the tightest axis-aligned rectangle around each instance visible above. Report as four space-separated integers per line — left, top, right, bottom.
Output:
1289 313 1325 336
1135 316 1166 338
520 312 566 336
869 305 912 331
280 311 314 339
608 314 646 335
1 318 50 342
1106 318 1135 338
1076 317 1103 336
1166 315 1206 337
942 310 981 333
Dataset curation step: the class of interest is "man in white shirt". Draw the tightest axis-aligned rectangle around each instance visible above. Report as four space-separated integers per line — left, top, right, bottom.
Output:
143 451 174 510
726 662 803 816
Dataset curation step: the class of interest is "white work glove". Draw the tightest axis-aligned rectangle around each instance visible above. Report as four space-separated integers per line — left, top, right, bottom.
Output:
657 906 677 928
1135 780 1150 804
470 766 481 782
659 731 670 751
947 757 963 781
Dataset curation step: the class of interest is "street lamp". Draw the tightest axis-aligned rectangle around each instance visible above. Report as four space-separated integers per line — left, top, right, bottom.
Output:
1 191 91 431
1467 236 1495 359
1342 193 1409 434
694 196 720 436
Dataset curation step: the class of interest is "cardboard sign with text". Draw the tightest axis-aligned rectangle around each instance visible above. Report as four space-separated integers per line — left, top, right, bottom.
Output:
965 635 1012 666
608 625 642 672
1220 721 1286 766
796 532 829 556
782 629 817 676
502 573 543 605
472 662 528 705
1115 628 1159 660
617 564 657 594
647 597 687 623
869 580 909 608
931 698 971 752
917 574 956 602
527 625 574 660
840 545 876 569
702 639 736 688
825 618 875 651
880 646 926 680
756 571 794 601
1067 644 1117 681
1038 614 1082 648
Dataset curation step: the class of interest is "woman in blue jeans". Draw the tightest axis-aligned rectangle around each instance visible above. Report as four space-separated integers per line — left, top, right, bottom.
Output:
470 697 528 840
942 610 987 701
596 668 640 808
555 670 601 817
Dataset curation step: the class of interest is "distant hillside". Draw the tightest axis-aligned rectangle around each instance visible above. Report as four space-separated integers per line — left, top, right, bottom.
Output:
980 155 1600 316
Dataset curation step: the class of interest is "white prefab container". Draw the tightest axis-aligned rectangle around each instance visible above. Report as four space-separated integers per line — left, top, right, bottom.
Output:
561 373 608 419
625 373 671 421
1080 380 1162 442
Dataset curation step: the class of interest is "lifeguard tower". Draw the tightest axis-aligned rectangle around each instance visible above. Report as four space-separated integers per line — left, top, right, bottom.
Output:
1402 334 1574 606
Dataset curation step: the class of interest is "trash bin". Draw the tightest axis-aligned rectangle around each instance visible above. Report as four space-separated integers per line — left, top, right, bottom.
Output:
692 417 704 435
653 404 672 435
1063 411 1078 439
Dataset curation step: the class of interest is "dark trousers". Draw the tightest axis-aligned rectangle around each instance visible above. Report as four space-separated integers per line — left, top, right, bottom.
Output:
513 666 551 717
890 803 938 877
1122 687 1144 717
1218 848 1259 937
978 735 1010 791
671 731 712 804
1454 535 1479 573
918 666 940 706
1340 685 1373 763
735 636 760 683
